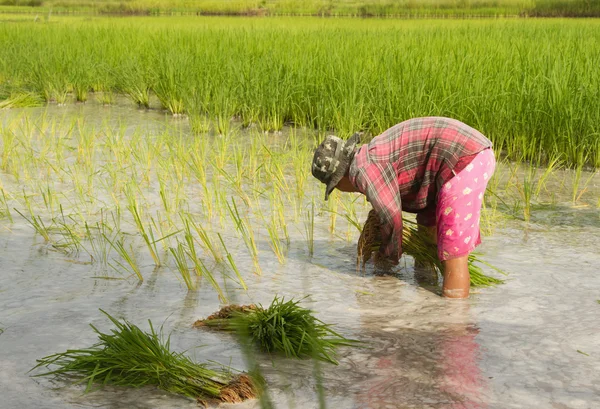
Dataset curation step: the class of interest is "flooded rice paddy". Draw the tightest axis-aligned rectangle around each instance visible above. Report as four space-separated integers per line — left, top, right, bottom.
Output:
1 99 599 409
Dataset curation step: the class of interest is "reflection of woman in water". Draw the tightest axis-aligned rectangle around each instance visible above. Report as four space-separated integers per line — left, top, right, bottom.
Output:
352 295 488 408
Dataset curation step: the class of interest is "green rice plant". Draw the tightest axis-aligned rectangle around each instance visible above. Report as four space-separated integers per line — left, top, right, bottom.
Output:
227 198 261 275
96 90 115 105
516 166 535 222
127 193 161 266
339 195 361 241
215 114 231 137
84 220 113 267
0 92 43 109
182 221 227 302
327 194 339 234
52 206 84 255
1 126 18 175
189 114 210 135
217 233 247 291
169 240 196 290
15 197 52 243
214 164 250 207
304 201 315 257
0 187 13 222
38 182 57 216
573 170 598 204
534 154 563 198
198 296 357 365
31 310 256 404
73 82 88 103
266 221 286 264
103 232 143 281
186 148 214 218
183 213 223 264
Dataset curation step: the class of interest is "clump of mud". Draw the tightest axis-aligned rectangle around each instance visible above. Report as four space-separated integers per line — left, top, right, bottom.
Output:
193 304 257 327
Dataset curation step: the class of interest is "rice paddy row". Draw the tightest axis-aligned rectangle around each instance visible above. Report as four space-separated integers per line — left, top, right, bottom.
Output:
1 16 600 168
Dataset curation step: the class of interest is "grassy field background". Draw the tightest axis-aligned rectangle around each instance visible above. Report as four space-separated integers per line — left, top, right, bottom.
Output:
0 0 599 17
1 16 599 168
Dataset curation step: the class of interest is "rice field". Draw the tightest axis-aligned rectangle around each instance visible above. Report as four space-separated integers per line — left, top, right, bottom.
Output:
1 12 600 409
1 17 600 168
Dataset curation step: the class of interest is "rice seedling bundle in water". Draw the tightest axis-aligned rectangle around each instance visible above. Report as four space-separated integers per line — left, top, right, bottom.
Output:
194 297 357 365
358 209 505 287
31 310 256 405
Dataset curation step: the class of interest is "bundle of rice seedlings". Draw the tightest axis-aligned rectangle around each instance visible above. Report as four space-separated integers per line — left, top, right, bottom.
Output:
358 209 505 287
195 297 357 365
31 310 256 406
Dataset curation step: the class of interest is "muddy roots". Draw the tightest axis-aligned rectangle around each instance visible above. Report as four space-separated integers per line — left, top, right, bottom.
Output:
219 374 257 403
197 374 257 407
193 304 257 327
357 209 382 267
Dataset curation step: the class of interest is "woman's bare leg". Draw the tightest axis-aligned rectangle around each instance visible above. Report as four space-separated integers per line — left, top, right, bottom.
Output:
442 256 470 298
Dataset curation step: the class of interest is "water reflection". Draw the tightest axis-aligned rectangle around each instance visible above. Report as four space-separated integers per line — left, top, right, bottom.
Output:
351 295 488 408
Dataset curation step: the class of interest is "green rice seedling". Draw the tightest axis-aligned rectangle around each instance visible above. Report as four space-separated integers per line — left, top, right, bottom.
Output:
535 154 563 198
15 200 52 243
53 86 69 106
339 195 361 241
183 213 223 264
214 165 251 207
31 310 256 404
1 126 18 175
169 240 196 290
327 194 339 234
84 220 112 267
516 166 536 222
217 233 247 291
96 90 115 105
182 221 226 302
198 296 357 365
304 201 315 257
127 193 161 267
0 92 43 109
73 83 88 103
227 199 261 275
266 221 286 264
573 170 598 204
0 188 13 222
216 114 231 137
52 206 84 255
189 114 211 135
186 148 214 219
103 232 143 281
38 182 57 216
121 63 153 109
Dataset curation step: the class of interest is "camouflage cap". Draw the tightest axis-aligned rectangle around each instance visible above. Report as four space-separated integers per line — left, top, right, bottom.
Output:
311 133 360 200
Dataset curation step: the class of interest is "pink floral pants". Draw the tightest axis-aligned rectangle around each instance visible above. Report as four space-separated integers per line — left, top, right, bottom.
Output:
436 149 496 261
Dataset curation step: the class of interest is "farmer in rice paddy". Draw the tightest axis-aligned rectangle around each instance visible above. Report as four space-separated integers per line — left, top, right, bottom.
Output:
311 117 495 299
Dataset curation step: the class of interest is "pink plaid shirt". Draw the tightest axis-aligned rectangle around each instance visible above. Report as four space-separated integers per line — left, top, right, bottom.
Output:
349 117 492 261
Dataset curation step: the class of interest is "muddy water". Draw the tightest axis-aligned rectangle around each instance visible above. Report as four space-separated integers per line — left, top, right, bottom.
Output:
1 100 600 409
